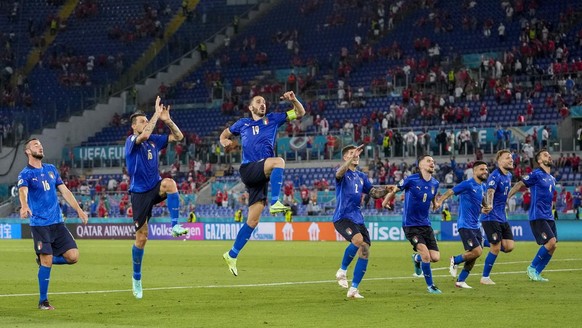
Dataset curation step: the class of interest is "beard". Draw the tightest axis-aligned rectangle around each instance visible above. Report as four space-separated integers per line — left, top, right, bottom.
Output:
31 152 44 160
543 160 553 167
503 164 514 171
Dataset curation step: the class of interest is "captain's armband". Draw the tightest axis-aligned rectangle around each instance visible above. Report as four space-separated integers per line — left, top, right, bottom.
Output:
286 109 297 121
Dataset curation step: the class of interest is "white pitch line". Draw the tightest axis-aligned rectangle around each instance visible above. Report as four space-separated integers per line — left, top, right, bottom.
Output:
1 266 581 298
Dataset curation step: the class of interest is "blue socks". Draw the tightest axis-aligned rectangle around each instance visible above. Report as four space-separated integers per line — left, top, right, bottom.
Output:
132 245 144 280
536 253 552 274
482 252 498 277
52 255 68 265
414 254 421 263
531 246 549 269
351 258 368 288
38 265 51 302
341 244 359 270
269 168 284 205
229 223 255 258
458 269 470 282
533 246 552 274
167 192 180 227
453 254 464 265
421 262 433 286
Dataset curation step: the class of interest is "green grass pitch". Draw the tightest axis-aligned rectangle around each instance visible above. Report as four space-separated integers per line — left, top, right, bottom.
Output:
1 240 581 327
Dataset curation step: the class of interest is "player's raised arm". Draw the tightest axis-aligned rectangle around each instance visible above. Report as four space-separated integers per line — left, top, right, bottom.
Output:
336 144 363 180
369 185 393 199
57 184 88 224
159 101 184 143
507 180 525 200
434 188 454 209
135 96 163 145
281 91 305 120
219 127 234 148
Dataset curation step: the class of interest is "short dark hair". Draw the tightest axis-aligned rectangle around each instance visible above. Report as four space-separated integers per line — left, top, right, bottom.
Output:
473 160 488 168
495 149 511 162
24 138 39 154
535 148 549 164
417 154 431 165
342 145 357 157
130 111 146 124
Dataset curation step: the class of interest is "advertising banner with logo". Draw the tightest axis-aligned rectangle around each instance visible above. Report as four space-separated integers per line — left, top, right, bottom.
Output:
69 224 135 239
73 145 125 161
440 221 535 241
204 222 276 240
274 222 412 241
275 222 344 241
0 223 21 239
148 223 204 240
366 222 409 241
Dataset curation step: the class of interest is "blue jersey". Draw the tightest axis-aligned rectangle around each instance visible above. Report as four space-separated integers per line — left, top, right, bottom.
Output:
523 168 556 221
481 168 512 223
125 134 168 193
453 178 485 229
332 169 372 224
17 164 64 227
399 174 439 227
229 112 287 164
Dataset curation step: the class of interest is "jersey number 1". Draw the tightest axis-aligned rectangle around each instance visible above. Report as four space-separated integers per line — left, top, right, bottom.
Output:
42 180 50 191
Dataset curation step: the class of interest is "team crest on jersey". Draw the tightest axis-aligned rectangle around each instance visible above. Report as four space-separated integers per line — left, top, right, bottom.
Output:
37 241 43 251
541 232 547 240
492 233 498 241
359 178 363 185
345 228 353 235
398 179 404 187
48 172 55 180
431 187 435 194
263 118 269 125
468 239 474 247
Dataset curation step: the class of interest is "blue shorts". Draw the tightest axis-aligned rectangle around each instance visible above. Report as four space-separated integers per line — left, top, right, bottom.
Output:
334 219 371 246
481 221 513 244
403 226 439 252
131 180 166 230
31 223 77 256
458 228 483 251
239 160 268 206
530 219 557 245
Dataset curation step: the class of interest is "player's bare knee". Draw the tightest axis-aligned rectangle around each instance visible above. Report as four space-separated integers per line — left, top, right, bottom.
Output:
351 234 364 247
472 247 483 258
65 249 79 264
546 239 557 251
274 157 285 168
161 178 178 193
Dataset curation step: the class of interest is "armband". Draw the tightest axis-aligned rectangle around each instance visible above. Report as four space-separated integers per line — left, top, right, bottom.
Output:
286 109 297 121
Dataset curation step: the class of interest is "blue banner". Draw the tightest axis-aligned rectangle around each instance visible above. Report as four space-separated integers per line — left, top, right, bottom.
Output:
0 223 22 239
440 221 534 241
